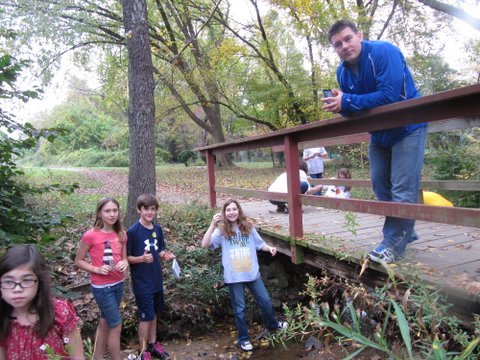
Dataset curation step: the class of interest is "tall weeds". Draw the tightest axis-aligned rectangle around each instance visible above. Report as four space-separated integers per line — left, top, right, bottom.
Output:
269 274 479 359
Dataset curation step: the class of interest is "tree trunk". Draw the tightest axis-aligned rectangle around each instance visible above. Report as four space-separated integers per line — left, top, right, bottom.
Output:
121 0 156 227
306 34 318 112
204 99 234 168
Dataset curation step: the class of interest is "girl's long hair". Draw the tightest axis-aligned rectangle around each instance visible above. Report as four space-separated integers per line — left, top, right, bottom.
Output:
221 199 252 238
338 168 352 192
0 244 55 339
94 197 126 242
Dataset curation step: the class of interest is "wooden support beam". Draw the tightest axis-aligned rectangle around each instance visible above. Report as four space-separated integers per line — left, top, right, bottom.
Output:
284 135 303 238
290 241 304 264
206 150 216 208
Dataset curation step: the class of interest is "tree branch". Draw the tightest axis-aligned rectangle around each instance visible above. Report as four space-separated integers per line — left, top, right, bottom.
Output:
153 67 215 134
416 0 480 31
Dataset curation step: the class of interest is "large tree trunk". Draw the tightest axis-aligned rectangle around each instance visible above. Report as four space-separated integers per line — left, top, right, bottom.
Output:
204 97 234 168
121 0 156 227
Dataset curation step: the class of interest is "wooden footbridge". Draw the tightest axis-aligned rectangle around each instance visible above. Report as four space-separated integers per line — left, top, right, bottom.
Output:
240 200 480 321
196 85 480 321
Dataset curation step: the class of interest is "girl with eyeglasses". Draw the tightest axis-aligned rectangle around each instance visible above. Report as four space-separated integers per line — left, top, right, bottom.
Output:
0 244 84 359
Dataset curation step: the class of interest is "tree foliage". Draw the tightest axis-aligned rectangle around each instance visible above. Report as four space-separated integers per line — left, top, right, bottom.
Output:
409 52 465 95
1 0 478 169
425 129 480 208
27 91 130 167
0 54 76 246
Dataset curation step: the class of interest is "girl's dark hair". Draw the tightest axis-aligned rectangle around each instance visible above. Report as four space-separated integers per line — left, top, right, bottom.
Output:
299 159 308 173
94 197 126 242
337 168 352 192
0 244 54 339
221 199 252 238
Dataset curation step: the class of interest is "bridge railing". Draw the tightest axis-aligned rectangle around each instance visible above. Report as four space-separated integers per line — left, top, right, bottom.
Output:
196 85 480 261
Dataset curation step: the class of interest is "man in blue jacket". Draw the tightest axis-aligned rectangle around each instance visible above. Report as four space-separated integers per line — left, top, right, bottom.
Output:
322 19 428 263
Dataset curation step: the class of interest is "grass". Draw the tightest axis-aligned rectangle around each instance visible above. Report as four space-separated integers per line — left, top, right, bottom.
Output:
18 163 372 239
21 163 375 208
18 162 380 234
155 162 374 198
235 161 276 169
20 167 126 227
20 166 102 188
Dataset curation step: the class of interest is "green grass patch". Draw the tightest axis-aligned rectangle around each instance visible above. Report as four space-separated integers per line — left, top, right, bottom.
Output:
20 166 101 188
234 161 276 169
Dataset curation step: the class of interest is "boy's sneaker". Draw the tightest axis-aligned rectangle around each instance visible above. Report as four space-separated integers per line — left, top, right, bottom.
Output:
140 351 152 360
148 343 170 359
238 340 253 351
368 245 396 263
277 321 288 329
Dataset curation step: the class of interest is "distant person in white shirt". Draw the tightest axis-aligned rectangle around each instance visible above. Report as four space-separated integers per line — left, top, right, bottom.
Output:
267 161 323 213
302 147 328 179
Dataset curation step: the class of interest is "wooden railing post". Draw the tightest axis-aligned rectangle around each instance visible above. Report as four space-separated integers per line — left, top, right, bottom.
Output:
206 150 216 208
284 135 304 264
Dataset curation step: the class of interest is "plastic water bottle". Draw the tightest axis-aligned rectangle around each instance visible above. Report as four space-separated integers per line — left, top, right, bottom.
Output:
102 240 115 270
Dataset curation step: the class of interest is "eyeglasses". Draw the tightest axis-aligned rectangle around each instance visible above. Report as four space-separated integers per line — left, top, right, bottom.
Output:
0 279 38 289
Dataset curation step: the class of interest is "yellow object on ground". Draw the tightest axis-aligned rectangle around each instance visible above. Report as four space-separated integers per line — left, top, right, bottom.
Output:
423 191 453 207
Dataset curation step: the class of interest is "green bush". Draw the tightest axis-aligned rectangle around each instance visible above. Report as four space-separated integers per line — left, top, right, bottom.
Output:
23 148 130 167
178 150 197 166
425 130 480 208
156 201 231 336
0 54 76 246
55 148 129 167
156 147 172 164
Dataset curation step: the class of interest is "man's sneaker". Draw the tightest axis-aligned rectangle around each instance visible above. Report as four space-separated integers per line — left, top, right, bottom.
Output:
368 245 396 263
277 321 288 329
148 343 170 359
238 340 253 351
140 351 152 360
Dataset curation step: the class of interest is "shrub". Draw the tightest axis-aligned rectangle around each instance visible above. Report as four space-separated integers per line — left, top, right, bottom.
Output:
0 54 76 246
178 150 197 166
157 201 232 336
271 274 480 359
47 148 129 167
425 130 480 208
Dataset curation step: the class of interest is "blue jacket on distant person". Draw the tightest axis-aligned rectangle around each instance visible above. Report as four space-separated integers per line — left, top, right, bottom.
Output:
337 40 426 148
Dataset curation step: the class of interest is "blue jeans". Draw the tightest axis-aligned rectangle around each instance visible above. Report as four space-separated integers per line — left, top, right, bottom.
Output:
309 173 323 195
369 125 427 256
91 281 124 328
227 277 278 342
